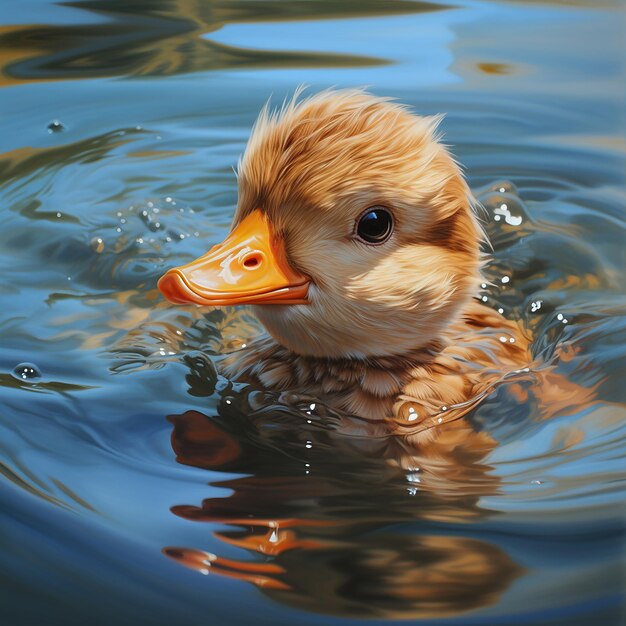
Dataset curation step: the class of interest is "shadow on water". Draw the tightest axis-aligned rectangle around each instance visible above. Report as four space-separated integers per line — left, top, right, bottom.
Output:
0 0 450 84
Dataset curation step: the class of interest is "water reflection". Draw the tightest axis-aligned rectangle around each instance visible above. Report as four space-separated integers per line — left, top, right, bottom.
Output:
0 0 449 84
164 403 523 619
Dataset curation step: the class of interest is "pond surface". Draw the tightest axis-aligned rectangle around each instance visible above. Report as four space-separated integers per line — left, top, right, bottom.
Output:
0 1 625 625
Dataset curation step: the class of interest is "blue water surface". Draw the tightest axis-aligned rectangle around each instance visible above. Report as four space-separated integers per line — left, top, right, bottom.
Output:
0 1 624 625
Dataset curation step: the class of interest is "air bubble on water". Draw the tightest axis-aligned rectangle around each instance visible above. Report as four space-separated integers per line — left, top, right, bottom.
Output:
481 296 488 302
47 120 65 133
90 237 104 253
481 283 487 289
494 215 501 221
437 417 443 424
499 336 507 343
531 300 543 313
179 234 185 240
499 187 505 193
557 313 563 320
135 125 143 131
136 238 143 244
56 212 62 218
501 276 510 284
153 208 160 214
498 308 504 314
165 197 172 203
116 211 122 217
12 362 42 381
116 227 122 233
305 442 312 449
531 479 543 485
147 202 154 208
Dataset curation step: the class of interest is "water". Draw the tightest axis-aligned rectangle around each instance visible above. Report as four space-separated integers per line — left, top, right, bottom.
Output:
0 1 624 624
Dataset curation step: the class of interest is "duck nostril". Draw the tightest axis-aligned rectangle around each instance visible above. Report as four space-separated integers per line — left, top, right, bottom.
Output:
242 253 263 270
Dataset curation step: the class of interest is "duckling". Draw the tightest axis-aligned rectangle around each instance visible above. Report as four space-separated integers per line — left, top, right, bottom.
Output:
158 89 533 439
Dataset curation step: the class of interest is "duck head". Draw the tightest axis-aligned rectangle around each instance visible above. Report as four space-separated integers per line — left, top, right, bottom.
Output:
159 90 483 359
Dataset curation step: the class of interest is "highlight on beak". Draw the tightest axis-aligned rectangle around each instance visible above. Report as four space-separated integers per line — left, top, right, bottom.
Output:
158 209 310 306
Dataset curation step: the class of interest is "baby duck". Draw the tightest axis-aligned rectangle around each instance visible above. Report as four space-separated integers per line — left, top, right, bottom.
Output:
158 90 532 438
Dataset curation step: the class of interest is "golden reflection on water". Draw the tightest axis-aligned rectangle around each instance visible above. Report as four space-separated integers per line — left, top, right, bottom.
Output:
0 0 452 85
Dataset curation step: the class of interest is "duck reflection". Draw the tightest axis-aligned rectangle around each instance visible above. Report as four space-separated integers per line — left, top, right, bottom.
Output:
163 384 523 619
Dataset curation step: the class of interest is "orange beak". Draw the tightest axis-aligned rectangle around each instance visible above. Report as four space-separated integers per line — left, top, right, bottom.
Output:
158 209 310 306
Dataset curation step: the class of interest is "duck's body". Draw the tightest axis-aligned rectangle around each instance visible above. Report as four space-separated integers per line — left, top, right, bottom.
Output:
223 299 531 437
158 89 535 435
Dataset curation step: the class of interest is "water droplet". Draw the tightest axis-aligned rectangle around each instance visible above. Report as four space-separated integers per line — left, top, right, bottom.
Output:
12 362 42 381
437 417 443 424
309 403 316 410
557 313 564 321
499 336 507 343
498 307 504 314
531 479 543 485
481 283 487 289
481 296 488 302
501 276 510 284
147 202 154 208
499 187 505 193
509 337 515 343
530 300 543 313
90 237 104 253
56 212 62 218
116 227 122 233
494 215 501 221
135 125 143 131
241 343 247 348
165 197 172 203
47 120 65 133
305 443 312 449
120 218 126 224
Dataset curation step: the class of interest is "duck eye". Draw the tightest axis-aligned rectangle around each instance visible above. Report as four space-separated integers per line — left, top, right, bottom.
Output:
356 208 393 244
